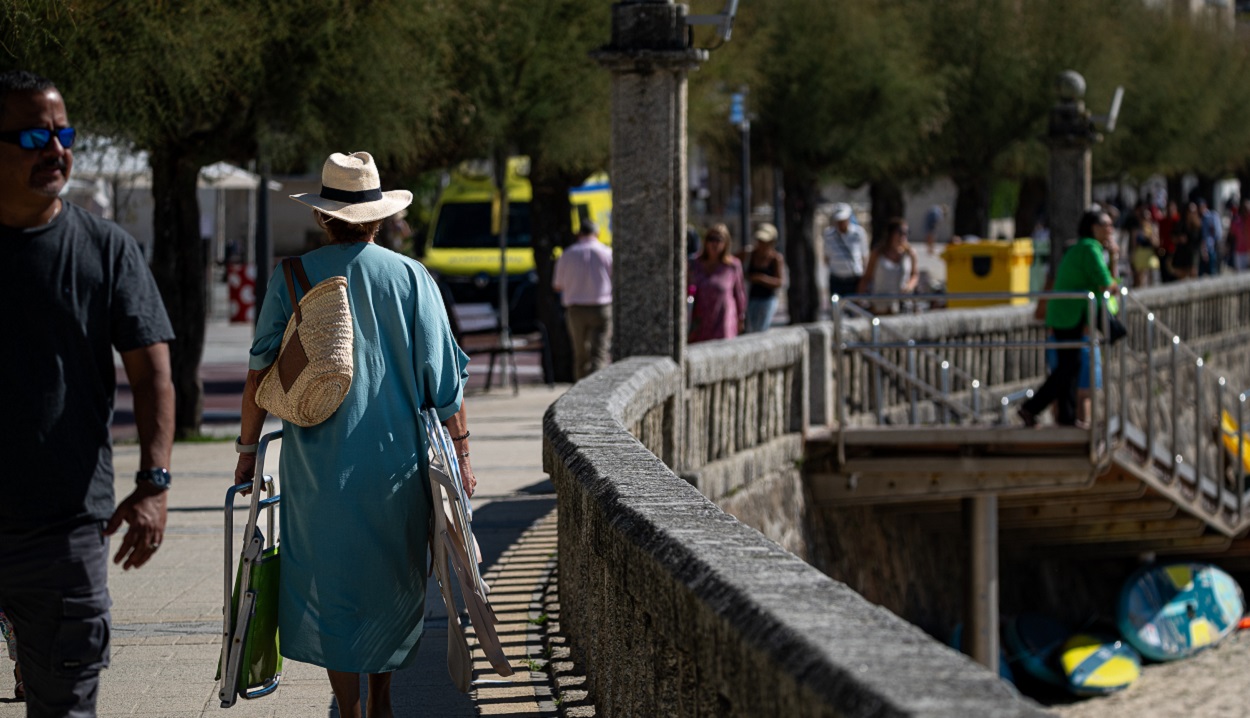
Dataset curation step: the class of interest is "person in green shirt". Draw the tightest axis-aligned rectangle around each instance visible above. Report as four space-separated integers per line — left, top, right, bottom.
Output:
1020 208 1118 427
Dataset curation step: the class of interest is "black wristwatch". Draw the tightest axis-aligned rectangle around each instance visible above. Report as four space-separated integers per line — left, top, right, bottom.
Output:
135 467 172 491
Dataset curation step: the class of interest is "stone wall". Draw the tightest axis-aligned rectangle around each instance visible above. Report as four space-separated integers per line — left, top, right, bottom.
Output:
541 276 1250 717
544 357 1043 717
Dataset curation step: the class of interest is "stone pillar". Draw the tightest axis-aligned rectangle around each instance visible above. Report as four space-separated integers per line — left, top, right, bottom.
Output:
1047 70 1097 272
594 2 706 363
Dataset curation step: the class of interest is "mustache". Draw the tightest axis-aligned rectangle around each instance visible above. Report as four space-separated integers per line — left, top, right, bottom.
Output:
36 157 67 172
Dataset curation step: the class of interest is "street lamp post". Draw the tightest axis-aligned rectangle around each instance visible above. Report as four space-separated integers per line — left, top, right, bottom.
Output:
731 90 750 243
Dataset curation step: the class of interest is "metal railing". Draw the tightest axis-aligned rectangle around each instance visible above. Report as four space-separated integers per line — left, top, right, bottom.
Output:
832 288 1250 532
833 291 1103 466
1112 289 1250 528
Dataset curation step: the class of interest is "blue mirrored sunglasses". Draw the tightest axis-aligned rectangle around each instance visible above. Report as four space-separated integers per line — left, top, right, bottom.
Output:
0 126 76 150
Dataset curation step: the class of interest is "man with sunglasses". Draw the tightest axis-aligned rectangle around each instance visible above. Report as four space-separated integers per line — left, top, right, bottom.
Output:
0 70 175 717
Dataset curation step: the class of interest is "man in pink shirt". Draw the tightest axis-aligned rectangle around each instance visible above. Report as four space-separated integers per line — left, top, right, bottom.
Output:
553 220 613 380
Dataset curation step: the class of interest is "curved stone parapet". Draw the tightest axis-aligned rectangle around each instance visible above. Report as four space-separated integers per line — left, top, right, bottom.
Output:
543 354 1043 717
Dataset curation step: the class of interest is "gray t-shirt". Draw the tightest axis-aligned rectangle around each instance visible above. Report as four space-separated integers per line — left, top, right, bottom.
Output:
0 201 174 535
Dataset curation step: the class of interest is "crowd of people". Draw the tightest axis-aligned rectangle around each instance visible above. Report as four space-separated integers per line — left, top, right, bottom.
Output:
1111 192 1250 287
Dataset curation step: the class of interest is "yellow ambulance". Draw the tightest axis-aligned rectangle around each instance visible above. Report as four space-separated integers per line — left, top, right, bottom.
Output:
420 156 611 303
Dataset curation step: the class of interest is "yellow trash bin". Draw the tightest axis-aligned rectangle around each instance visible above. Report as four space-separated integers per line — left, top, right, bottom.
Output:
942 239 1034 308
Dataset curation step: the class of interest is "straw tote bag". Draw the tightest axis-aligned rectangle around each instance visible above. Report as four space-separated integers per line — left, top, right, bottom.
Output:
255 258 354 427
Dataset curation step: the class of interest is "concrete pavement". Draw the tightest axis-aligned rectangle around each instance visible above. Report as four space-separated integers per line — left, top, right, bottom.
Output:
0 316 566 718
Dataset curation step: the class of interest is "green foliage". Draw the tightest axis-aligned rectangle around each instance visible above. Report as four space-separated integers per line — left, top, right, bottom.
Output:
1101 9 1250 181
751 0 943 182
444 0 610 174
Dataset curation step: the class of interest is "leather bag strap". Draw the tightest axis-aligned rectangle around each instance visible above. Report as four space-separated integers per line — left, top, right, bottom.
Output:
281 258 313 325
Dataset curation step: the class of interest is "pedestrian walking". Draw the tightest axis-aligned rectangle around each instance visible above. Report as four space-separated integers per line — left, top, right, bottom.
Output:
1228 197 1250 272
0 609 19 701
1158 200 1181 283
1019 208 1118 428
234 152 475 718
858 217 919 315
823 203 868 300
1167 202 1201 281
1126 201 1160 287
923 204 947 256
553 220 613 380
688 223 747 343
739 222 784 333
1199 197 1222 276
0 70 176 717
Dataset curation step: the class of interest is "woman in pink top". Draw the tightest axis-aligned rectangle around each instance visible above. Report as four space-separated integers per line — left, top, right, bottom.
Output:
688 223 747 343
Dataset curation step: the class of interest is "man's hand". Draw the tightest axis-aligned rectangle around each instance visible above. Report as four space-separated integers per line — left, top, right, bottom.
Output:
104 485 168 570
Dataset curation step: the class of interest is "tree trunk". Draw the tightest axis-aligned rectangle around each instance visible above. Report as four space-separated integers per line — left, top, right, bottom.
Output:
869 180 905 249
1166 174 1184 208
1194 174 1215 208
1013 176 1047 239
528 162 577 383
783 171 820 324
150 145 207 439
952 172 991 239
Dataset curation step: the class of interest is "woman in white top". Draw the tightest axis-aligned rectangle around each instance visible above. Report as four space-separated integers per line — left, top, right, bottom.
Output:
858 217 919 315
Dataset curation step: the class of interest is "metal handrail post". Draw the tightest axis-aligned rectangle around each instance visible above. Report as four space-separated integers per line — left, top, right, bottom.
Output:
1102 291 1113 454
1000 396 1010 426
1089 293 1098 464
1218 377 1226 516
872 318 884 425
940 361 951 425
1195 358 1204 500
1145 314 1155 464
907 340 918 425
1117 288 1128 445
1239 394 1246 522
971 380 981 422
1171 335 1181 484
833 295 846 466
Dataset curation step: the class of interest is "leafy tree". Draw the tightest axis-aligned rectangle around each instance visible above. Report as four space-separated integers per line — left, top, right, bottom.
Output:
2 0 456 436
750 0 942 322
1100 7 1250 191
437 0 610 381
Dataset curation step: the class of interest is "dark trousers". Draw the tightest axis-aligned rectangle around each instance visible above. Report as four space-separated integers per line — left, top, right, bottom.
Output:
829 274 862 300
565 304 612 381
1023 325 1086 426
0 522 111 718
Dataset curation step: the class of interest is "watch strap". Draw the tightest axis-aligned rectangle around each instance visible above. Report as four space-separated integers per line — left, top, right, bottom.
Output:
135 467 172 490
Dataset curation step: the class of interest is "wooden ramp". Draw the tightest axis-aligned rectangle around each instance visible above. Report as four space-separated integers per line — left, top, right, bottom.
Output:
806 420 1250 553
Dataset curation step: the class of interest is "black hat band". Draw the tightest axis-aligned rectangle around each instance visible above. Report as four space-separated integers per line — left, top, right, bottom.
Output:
320 186 383 203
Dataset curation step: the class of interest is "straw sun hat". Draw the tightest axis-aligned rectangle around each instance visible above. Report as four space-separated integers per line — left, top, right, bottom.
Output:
290 151 412 224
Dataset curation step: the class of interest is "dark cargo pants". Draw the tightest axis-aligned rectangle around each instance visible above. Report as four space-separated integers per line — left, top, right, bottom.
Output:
0 522 111 718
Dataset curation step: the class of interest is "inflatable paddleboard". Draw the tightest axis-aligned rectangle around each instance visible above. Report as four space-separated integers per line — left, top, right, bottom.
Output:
1220 410 1250 473
1059 633 1141 696
1117 563 1244 662
1003 613 1069 687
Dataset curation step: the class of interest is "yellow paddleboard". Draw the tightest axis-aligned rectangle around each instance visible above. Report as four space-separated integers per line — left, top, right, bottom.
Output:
1060 633 1141 696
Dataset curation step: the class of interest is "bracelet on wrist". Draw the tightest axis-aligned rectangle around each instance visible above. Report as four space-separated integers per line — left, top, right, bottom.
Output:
235 436 258 455
450 430 470 442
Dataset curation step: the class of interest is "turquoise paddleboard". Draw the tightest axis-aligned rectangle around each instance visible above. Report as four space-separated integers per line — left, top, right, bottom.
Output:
1059 633 1141 696
1117 563 1244 662
1003 613 1068 687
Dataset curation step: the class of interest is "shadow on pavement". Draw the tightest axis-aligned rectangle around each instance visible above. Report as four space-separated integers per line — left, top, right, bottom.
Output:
334 479 557 718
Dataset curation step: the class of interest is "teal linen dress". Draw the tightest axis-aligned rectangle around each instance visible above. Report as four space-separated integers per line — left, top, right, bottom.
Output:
249 242 469 673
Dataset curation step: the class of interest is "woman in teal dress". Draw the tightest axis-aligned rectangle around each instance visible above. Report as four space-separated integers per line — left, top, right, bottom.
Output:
234 152 474 718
